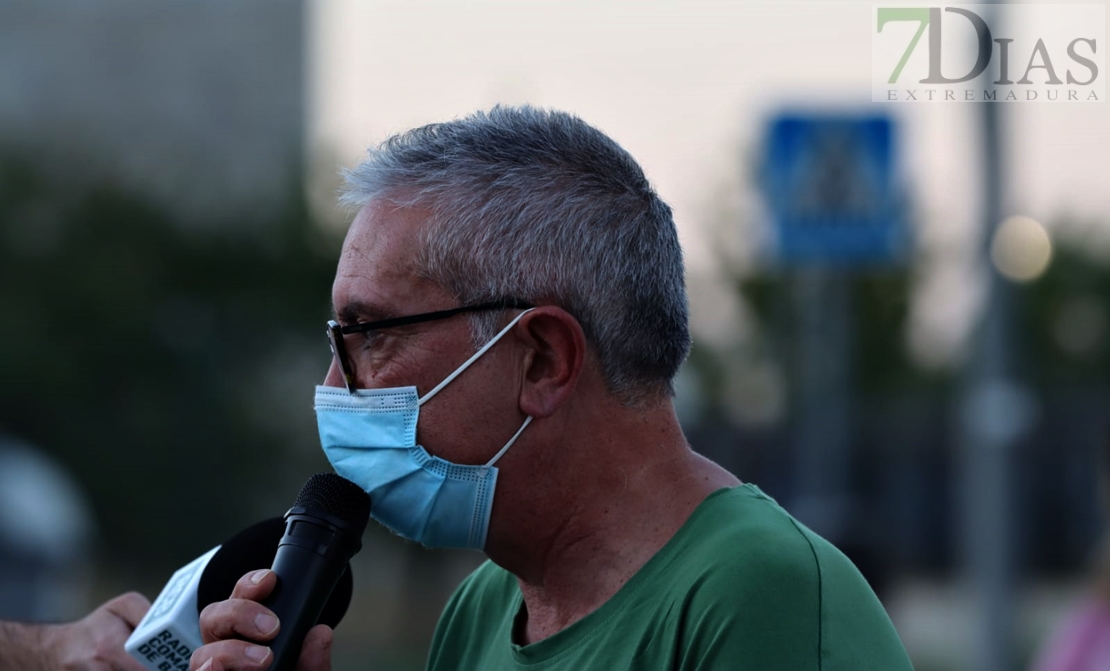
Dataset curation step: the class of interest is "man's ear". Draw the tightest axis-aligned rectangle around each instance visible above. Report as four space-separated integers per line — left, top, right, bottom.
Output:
515 306 586 418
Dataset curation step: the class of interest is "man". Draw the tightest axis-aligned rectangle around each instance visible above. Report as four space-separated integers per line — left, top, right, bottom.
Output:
0 592 150 671
190 106 914 671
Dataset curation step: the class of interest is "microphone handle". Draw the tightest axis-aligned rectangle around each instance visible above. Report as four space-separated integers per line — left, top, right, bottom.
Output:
262 510 360 671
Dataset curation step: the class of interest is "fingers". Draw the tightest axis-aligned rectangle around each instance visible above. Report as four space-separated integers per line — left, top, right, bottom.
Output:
198 600 280 645
193 627 331 671
297 625 334 671
193 570 281 671
190 640 273 671
200 569 280 643
230 569 279 601
103 591 152 629
192 570 332 671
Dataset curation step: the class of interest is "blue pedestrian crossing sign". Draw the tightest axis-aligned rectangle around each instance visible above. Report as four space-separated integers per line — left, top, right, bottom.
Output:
761 114 905 264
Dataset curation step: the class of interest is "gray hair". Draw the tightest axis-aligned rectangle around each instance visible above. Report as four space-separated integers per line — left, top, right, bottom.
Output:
339 105 690 404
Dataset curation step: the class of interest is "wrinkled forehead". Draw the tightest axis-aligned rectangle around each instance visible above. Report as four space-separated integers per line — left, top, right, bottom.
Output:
332 201 443 319
338 200 426 269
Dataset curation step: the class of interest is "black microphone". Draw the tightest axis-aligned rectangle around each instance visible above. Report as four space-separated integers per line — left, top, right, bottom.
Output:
124 517 355 671
195 517 354 628
262 472 371 671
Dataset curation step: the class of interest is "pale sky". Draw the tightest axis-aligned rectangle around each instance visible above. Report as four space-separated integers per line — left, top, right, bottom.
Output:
307 0 1110 365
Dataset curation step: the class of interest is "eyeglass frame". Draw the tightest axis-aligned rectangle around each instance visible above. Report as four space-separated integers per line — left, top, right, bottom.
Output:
326 300 534 393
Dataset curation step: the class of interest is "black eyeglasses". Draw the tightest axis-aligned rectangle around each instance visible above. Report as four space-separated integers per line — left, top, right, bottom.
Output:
326 300 534 392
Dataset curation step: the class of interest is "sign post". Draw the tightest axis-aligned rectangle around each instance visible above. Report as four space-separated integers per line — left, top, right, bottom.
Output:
760 112 905 570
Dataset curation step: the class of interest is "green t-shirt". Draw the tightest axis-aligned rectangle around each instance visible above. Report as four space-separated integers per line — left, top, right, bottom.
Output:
427 484 914 671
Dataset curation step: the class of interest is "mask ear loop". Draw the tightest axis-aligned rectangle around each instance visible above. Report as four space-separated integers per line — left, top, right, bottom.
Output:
484 415 533 468
418 308 535 406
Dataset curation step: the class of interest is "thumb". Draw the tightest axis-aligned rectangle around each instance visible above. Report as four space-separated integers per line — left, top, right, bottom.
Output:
297 624 333 671
103 592 152 629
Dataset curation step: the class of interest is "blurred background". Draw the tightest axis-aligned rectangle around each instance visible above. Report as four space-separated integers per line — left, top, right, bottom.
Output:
1 1 1108 670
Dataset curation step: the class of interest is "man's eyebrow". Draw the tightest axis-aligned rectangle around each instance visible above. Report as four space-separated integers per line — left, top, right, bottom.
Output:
334 300 396 324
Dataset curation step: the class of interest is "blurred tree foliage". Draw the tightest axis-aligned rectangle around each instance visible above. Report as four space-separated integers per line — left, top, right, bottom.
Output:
0 153 344 570
1022 243 1110 385
691 239 1110 425
739 269 931 392
686 266 948 429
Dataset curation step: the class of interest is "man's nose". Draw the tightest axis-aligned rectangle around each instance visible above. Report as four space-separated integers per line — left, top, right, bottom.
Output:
323 359 347 389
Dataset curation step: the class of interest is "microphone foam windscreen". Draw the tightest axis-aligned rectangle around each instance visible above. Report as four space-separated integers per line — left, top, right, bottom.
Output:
195 516 353 628
293 473 371 535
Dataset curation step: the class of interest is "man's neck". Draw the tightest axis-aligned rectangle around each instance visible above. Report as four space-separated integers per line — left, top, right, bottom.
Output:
491 409 740 644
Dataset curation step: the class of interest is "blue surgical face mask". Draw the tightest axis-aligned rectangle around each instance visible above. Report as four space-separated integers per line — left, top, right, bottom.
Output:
315 309 534 550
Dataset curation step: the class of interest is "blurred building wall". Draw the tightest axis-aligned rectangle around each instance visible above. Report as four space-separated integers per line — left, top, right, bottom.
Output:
0 0 304 221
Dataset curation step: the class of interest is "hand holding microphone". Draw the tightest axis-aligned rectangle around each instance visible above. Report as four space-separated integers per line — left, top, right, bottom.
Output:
188 473 370 671
189 570 328 671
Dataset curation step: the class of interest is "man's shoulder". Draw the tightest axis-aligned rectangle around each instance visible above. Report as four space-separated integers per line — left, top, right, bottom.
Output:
692 485 884 597
663 486 890 627
666 485 914 670
670 485 828 587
